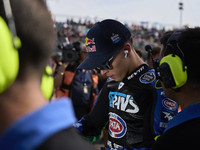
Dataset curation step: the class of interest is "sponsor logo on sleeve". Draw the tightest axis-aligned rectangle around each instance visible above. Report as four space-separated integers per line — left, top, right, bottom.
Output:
109 113 127 138
139 72 155 84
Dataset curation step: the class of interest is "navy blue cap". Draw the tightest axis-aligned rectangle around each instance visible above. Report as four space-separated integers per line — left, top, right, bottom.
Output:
77 19 131 70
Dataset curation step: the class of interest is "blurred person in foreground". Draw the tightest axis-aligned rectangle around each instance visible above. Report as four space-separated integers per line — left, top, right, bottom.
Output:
74 19 178 150
0 0 97 150
152 28 200 149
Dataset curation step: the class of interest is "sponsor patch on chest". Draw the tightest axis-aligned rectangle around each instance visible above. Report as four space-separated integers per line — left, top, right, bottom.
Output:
162 98 178 111
161 111 175 121
109 113 127 138
109 92 139 113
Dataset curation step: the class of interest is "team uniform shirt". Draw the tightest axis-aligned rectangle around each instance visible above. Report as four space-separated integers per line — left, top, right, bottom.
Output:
150 78 178 137
152 102 200 150
80 64 157 149
77 64 179 150
0 98 96 150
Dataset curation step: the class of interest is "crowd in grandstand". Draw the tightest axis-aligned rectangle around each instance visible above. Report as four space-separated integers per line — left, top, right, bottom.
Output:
54 18 168 54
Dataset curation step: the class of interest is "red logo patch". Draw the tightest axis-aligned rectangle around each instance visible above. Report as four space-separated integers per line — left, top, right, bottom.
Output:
162 99 177 111
109 118 123 133
86 45 96 52
85 37 96 52
85 37 95 46
109 113 127 138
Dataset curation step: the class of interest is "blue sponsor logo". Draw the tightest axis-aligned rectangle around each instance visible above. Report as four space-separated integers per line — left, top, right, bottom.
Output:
139 72 155 84
109 92 139 113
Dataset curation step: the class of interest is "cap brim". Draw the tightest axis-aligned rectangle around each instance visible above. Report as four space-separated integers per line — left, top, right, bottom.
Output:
77 52 113 70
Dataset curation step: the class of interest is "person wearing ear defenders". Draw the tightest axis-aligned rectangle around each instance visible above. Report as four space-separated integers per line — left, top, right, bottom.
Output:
0 0 97 150
152 28 200 150
73 19 176 150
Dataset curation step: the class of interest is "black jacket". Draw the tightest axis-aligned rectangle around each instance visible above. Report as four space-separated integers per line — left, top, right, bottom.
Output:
82 64 158 149
152 102 200 150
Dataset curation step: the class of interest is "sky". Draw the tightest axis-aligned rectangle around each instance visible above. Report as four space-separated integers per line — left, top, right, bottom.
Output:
46 0 200 30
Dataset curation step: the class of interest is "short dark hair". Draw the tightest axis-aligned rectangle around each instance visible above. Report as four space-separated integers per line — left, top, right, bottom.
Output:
126 37 134 49
160 30 173 57
160 28 200 86
147 46 161 59
0 0 56 80
134 47 143 58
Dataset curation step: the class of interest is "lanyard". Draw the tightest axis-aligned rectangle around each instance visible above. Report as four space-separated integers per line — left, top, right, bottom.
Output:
77 69 88 85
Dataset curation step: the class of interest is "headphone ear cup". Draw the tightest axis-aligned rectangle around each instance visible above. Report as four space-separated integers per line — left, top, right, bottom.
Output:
41 66 54 100
0 17 21 93
159 54 187 89
159 63 176 88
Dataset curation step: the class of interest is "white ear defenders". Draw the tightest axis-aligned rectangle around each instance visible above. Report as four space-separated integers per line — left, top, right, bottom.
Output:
124 50 128 58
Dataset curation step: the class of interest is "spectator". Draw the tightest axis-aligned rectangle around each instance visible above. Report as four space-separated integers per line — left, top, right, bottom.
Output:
54 43 99 120
146 46 161 67
0 0 97 150
92 68 108 91
52 51 63 76
54 20 167 52
152 28 200 149
134 47 144 59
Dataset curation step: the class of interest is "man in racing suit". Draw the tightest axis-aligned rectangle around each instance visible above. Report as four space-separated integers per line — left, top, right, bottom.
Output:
75 19 178 149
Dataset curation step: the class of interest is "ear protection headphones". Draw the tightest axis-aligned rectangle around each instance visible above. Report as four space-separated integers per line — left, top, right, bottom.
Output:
124 50 128 58
159 29 187 89
41 66 54 100
0 0 53 99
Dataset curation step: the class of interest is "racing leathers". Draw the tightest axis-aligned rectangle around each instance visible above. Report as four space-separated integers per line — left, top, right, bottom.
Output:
74 64 178 149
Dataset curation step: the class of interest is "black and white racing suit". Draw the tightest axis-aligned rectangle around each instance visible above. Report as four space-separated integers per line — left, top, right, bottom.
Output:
74 64 178 149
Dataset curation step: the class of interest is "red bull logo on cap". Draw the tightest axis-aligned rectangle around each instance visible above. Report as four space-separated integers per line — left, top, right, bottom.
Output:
85 37 96 52
85 37 95 46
